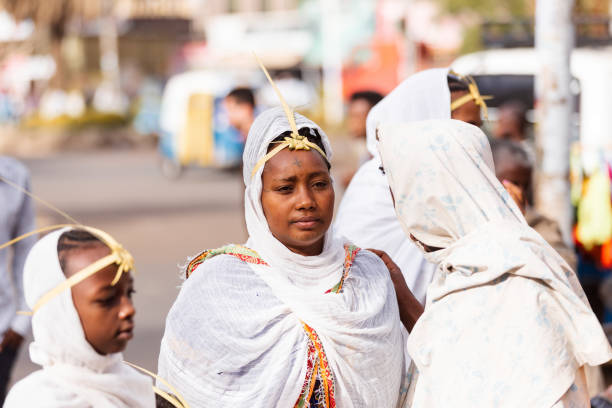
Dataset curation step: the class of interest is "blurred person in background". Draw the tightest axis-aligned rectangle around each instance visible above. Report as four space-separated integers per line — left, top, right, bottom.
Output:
341 90 384 187
494 100 529 142
0 157 36 405
224 87 255 141
491 139 577 269
335 68 487 309
347 90 384 144
491 139 610 400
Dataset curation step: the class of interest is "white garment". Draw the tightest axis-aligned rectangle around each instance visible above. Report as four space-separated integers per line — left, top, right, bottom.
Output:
378 119 612 407
4 229 154 408
335 68 450 304
158 107 405 407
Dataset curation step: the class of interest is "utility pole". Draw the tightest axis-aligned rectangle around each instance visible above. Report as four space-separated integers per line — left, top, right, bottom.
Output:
534 0 575 243
320 0 344 126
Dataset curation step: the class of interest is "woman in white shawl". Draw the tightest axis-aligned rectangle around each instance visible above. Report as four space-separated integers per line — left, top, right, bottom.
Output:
378 119 612 407
335 69 485 305
157 106 409 407
4 227 154 408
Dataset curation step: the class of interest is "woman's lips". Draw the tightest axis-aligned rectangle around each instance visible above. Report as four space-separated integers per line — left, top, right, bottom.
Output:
292 217 321 229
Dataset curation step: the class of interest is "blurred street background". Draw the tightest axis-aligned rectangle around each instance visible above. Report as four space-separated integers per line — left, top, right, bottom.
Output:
2 0 612 385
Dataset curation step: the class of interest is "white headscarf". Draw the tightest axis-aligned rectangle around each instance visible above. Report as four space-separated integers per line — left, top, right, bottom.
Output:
158 107 405 407
366 68 451 161
335 68 450 304
243 107 346 292
4 229 154 408
379 119 612 407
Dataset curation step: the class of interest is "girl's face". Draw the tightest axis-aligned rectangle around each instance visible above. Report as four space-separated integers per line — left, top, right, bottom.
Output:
65 245 136 355
261 148 334 256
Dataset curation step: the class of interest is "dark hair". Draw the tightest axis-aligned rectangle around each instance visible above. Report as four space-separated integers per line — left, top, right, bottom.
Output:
349 90 384 108
270 127 331 170
155 394 177 408
57 229 105 275
490 139 532 170
447 72 470 93
226 87 255 108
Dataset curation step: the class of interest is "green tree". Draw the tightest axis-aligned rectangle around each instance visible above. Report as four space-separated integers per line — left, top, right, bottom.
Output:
433 0 531 18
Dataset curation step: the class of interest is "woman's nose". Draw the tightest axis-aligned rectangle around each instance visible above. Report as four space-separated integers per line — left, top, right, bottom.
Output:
295 185 316 210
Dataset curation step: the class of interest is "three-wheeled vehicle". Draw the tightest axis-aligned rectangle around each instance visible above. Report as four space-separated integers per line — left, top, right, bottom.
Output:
158 70 245 177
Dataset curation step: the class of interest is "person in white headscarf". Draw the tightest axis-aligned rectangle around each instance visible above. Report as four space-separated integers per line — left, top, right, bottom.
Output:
377 119 612 407
335 69 484 306
4 228 154 408
157 107 409 407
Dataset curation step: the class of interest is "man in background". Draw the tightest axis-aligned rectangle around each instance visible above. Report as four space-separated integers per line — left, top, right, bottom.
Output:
0 157 36 404
342 90 384 187
224 87 255 141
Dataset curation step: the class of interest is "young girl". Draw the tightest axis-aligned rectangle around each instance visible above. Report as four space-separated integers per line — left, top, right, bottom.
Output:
4 227 155 407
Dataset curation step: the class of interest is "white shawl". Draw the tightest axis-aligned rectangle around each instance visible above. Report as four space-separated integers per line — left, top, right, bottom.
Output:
158 107 405 407
335 68 450 304
4 229 154 408
378 119 612 407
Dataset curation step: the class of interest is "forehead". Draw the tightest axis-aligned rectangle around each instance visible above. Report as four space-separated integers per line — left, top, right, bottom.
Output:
262 148 328 176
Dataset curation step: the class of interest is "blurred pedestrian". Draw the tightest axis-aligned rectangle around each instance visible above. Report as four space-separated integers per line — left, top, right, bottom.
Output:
378 119 612 407
223 87 255 140
341 90 384 187
4 227 155 407
491 139 577 269
335 68 488 308
347 90 384 144
494 100 529 142
0 157 35 405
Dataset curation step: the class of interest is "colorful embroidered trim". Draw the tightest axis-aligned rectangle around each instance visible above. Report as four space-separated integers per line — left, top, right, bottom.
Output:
297 324 336 408
295 244 360 407
185 245 267 279
185 242 361 408
326 245 360 294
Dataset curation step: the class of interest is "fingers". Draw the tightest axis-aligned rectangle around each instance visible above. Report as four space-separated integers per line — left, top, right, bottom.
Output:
502 180 526 214
366 248 385 258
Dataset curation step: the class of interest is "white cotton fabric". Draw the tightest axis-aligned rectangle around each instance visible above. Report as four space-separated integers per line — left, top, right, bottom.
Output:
158 107 405 407
335 68 450 304
378 119 612 408
4 229 154 408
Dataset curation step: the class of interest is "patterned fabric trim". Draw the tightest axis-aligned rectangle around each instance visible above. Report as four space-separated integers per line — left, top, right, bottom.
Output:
326 245 360 294
184 244 267 279
185 243 361 408
294 244 360 408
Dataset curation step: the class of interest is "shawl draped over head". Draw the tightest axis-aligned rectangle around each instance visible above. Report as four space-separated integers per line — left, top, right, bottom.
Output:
4 228 154 408
157 107 405 407
335 68 450 304
378 119 612 407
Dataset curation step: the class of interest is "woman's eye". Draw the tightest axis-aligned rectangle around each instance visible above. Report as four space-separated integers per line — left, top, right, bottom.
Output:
127 288 136 299
276 185 293 193
313 181 329 189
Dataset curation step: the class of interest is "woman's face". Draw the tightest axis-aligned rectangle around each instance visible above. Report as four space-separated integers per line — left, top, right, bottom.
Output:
451 91 482 128
261 148 334 256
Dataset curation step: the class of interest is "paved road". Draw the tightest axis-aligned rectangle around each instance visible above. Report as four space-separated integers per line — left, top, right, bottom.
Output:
11 148 248 381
